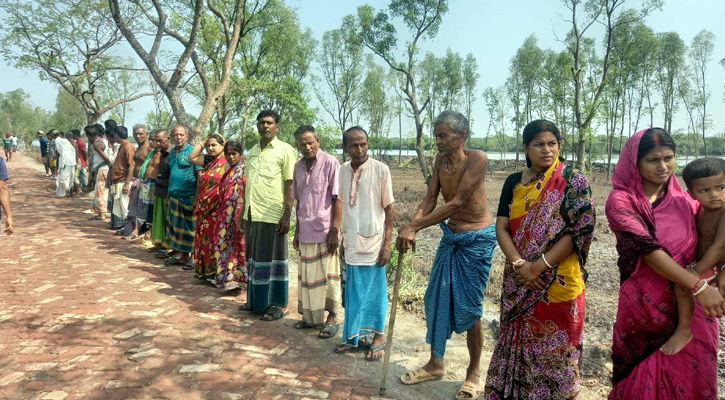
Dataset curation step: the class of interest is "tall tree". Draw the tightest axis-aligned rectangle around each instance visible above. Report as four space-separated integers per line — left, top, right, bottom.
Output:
540 50 573 157
108 0 272 142
440 48 464 111
347 0 449 180
483 86 510 160
654 32 686 135
361 63 393 158
689 30 716 156
0 0 159 125
563 0 661 169
508 35 544 167
462 53 479 147
313 28 366 135
49 87 88 130
0 89 50 147
211 3 315 144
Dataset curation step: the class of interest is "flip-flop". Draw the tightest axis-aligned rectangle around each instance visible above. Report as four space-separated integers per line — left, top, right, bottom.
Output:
400 367 445 385
182 261 195 270
156 252 172 259
365 343 385 361
455 380 481 399
88 216 104 221
318 324 339 339
334 344 361 354
260 307 288 321
294 321 319 329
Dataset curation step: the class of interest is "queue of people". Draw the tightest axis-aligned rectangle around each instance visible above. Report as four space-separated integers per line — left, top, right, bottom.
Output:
25 108 724 400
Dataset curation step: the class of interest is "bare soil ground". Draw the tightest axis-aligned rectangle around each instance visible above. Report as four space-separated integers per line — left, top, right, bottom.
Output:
387 164 724 399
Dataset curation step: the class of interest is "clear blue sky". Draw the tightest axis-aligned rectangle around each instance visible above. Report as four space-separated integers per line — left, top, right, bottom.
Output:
1 0 724 138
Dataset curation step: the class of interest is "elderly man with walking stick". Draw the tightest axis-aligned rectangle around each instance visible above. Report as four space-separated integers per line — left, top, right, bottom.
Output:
394 111 496 400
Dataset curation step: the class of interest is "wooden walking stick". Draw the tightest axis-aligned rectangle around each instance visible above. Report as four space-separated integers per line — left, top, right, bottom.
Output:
379 245 411 396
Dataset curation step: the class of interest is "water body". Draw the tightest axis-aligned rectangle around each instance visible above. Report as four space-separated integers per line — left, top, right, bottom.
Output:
31 140 715 166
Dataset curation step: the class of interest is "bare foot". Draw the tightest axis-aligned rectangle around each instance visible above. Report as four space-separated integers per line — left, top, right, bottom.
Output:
457 368 481 399
660 326 693 355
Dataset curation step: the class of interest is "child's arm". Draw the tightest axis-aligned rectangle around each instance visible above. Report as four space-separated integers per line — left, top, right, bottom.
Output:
693 212 725 275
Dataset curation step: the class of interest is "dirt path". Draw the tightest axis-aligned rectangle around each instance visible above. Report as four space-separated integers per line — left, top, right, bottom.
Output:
0 153 616 399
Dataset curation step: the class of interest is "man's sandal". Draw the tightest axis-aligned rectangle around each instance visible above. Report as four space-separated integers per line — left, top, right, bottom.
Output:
455 380 481 399
400 368 445 385
318 324 339 339
294 321 319 329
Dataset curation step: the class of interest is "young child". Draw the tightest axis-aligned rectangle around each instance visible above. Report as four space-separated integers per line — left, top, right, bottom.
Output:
663 157 725 354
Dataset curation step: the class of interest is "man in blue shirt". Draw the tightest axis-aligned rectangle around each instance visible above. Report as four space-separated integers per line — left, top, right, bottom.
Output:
0 157 14 237
165 125 201 268
37 131 50 177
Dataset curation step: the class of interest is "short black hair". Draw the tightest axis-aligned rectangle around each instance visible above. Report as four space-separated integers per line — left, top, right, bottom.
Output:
84 125 99 137
294 125 316 138
104 119 117 129
71 129 81 138
682 157 725 191
637 128 676 164
342 126 368 146
94 124 105 136
256 110 280 124
115 126 128 140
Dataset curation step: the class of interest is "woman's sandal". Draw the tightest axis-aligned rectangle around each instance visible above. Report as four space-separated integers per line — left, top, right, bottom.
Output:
333 344 360 354
164 257 182 266
260 306 288 321
365 344 385 361
318 324 339 339
400 367 445 385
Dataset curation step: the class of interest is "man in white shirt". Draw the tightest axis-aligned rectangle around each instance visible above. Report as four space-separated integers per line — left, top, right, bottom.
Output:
334 126 394 362
55 131 77 198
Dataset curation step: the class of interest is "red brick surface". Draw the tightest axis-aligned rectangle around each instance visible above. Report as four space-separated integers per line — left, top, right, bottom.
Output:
0 158 388 400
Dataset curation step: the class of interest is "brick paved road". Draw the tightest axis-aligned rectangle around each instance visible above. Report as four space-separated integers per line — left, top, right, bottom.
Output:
0 157 396 400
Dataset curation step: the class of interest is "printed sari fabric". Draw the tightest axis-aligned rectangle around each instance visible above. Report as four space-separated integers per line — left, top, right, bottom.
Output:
213 164 248 291
193 155 229 282
606 130 719 400
485 158 595 400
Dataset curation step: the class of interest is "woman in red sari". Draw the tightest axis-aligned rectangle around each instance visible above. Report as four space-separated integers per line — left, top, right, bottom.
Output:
606 128 723 399
189 134 229 280
213 140 247 292
485 120 595 399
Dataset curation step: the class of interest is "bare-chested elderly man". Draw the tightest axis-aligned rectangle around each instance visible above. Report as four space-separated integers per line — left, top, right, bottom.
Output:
396 111 496 400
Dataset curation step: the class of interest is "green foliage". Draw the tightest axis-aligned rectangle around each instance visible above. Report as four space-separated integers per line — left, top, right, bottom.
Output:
385 242 422 301
0 89 50 146
48 88 87 131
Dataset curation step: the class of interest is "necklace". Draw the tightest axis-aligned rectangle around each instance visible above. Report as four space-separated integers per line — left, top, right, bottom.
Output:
445 151 468 175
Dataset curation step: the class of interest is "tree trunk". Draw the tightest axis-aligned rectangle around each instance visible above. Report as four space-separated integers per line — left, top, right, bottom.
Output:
576 138 586 170
398 107 402 165
414 122 430 180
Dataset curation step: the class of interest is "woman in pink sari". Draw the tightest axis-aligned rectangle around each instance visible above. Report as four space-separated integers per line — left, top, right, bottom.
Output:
606 128 723 400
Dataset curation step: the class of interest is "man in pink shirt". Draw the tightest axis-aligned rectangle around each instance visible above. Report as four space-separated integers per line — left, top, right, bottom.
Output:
292 125 343 338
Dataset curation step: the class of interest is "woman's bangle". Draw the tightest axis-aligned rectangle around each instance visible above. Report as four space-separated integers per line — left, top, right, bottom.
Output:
693 281 708 296
530 262 541 277
542 254 553 269
512 259 525 267
691 279 703 292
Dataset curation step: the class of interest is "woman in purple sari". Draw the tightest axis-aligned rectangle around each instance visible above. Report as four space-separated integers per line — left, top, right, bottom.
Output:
606 128 723 399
